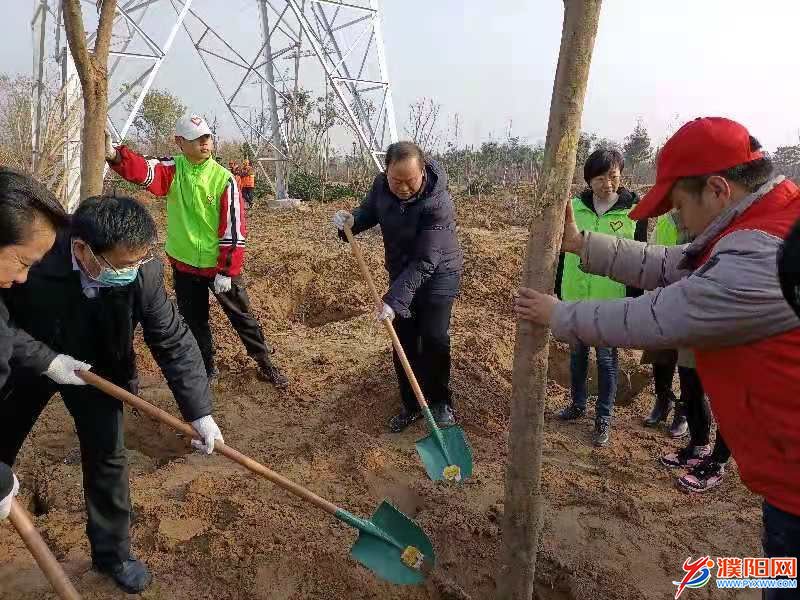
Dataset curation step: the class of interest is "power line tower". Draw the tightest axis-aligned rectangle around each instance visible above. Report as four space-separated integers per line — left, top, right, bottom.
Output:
31 0 398 210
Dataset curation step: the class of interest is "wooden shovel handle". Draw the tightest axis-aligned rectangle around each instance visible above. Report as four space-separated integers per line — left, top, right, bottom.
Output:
8 501 82 600
342 227 431 412
77 371 340 517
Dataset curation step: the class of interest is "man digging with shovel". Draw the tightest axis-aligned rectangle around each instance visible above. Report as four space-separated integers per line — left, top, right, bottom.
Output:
0 196 225 594
332 141 463 433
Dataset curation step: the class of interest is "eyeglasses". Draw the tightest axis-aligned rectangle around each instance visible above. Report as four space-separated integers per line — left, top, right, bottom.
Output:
89 246 157 275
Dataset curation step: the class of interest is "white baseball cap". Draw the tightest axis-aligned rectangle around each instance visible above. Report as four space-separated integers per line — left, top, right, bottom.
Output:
175 114 212 140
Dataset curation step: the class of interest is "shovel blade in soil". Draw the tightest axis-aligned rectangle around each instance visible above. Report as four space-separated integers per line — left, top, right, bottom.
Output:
415 425 473 483
348 501 435 585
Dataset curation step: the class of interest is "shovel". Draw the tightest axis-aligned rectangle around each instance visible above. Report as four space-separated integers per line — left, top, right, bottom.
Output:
6 498 82 599
342 227 473 484
78 371 434 585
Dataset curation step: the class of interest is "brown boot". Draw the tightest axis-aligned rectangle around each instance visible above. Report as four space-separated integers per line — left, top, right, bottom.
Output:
255 354 288 389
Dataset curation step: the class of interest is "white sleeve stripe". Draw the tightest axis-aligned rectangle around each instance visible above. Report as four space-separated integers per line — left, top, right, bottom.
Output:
142 159 157 188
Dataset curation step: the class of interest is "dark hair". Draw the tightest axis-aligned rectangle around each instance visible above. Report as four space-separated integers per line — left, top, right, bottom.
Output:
72 196 157 254
0 168 69 247
583 149 625 184
385 141 425 169
676 136 774 195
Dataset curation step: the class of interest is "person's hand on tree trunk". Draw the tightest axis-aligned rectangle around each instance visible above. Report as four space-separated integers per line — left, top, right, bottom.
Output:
514 287 559 326
561 201 584 255
104 131 118 163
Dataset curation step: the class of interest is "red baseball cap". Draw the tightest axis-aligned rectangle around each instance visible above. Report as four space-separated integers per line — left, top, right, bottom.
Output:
630 117 763 220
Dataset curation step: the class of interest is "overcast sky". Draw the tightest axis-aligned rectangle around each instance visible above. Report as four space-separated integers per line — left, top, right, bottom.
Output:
5 0 800 151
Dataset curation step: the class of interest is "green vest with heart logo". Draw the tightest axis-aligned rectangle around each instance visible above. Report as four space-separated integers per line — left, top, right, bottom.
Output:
165 154 232 269
560 196 637 301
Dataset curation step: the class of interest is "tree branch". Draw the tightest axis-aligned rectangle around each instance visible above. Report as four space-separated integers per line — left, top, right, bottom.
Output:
93 0 119 70
61 0 91 90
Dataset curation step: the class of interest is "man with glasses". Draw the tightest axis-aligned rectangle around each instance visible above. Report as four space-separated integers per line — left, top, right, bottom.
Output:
0 195 223 594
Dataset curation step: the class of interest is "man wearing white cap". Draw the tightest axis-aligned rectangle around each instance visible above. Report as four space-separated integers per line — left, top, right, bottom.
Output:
107 114 288 388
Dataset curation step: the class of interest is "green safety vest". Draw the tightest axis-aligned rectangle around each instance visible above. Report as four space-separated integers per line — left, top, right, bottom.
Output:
165 154 232 269
655 212 680 247
560 196 637 301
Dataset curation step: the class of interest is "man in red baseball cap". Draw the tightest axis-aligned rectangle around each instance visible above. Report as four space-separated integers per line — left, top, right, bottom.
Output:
516 117 800 588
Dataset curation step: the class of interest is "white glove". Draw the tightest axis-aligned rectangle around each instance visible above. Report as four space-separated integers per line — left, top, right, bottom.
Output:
213 274 232 294
375 302 395 322
332 210 354 231
190 415 224 455
44 354 93 386
0 472 19 520
104 131 118 162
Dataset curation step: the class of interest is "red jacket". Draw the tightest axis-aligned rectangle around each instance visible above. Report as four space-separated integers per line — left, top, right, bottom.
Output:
110 147 246 278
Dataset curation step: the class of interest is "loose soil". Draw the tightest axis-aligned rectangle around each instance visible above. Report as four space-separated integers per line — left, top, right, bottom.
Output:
0 192 761 599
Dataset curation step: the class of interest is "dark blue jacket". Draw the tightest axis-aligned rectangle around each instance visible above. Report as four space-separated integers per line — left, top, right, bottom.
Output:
347 159 463 317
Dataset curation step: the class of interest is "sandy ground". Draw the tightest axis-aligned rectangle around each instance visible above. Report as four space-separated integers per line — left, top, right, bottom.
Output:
0 192 762 599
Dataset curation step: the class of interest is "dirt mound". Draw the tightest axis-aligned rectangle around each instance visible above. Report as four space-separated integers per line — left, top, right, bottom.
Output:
0 193 760 600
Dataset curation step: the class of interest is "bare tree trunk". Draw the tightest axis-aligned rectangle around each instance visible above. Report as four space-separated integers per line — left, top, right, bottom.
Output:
499 2 602 599
62 0 118 201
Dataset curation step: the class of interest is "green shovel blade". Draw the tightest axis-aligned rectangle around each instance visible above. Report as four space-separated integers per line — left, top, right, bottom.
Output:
415 425 473 483
343 501 435 585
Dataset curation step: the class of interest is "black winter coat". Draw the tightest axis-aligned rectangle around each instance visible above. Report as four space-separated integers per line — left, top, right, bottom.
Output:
0 298 58 389
347 159 463 317
2 235 212 422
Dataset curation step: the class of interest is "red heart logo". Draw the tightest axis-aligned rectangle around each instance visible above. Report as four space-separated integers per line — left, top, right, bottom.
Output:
190 116 202 126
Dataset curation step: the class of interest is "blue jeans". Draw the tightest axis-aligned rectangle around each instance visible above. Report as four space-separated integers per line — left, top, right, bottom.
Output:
569 343 618 418
762 502 800 599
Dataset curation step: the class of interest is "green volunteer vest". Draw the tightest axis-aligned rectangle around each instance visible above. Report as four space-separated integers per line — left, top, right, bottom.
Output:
561 196 637 301
165 155 232 269
655 213 679 247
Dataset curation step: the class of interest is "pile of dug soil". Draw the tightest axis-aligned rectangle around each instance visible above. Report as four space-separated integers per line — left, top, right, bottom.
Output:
0 194 760 600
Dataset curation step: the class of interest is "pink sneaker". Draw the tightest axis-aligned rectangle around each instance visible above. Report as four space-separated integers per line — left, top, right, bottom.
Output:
660 445 711 469
677 459 725 493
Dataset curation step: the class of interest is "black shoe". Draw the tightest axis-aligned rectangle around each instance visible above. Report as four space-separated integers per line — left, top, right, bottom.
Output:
94 557 152 594
432 404 456 427
255 355 289 389
558 404 586 420
592 417 611 447
388 409 421 433
643 395 673 427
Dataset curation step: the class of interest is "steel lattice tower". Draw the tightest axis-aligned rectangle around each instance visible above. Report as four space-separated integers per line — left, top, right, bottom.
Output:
31 0 398 211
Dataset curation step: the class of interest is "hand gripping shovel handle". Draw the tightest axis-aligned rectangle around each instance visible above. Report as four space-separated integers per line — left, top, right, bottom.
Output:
8 500 82 600
78 372 433 583
342 227 431 414
77 372 340 517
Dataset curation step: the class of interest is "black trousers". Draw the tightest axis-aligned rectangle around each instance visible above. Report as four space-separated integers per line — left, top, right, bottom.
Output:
172 268 271 371
653 356 678 405
678 366 711 447
242 187 254 208
392 296 454 413
0 377 131 566
678 366 731 462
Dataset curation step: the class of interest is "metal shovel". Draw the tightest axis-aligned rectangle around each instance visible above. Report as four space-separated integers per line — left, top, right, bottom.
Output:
343 227 473 483
78 371 434 585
